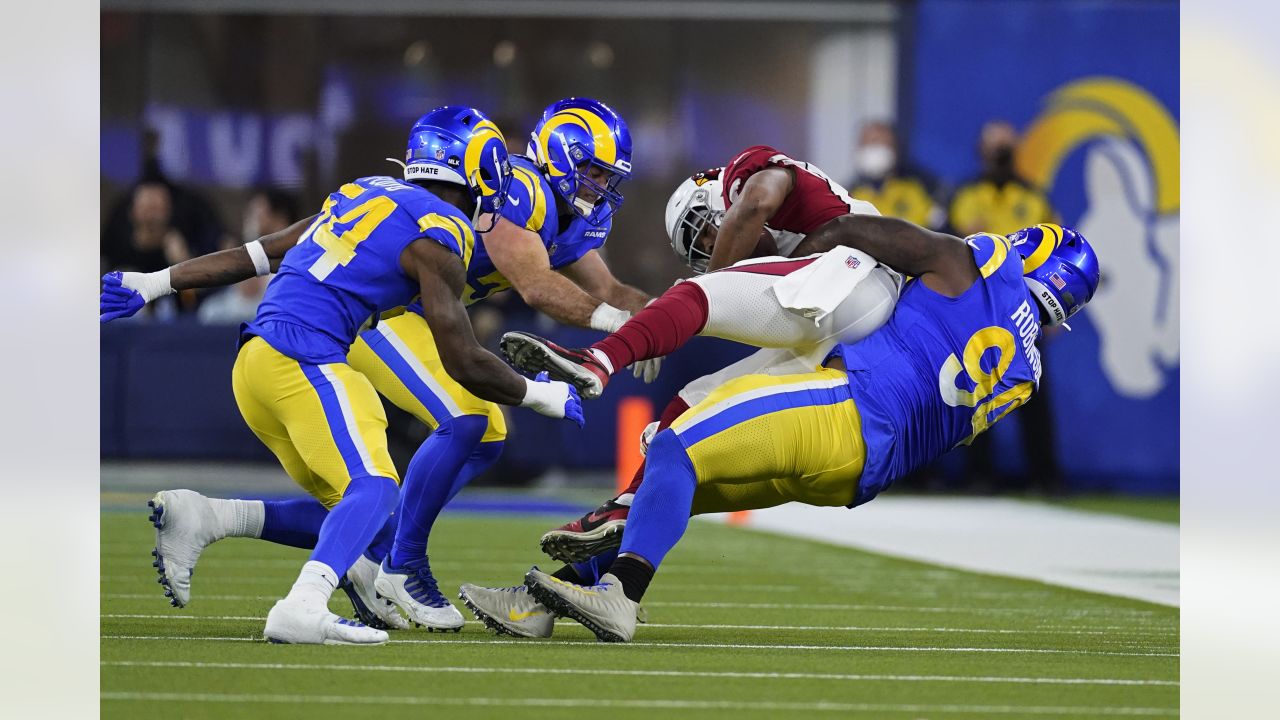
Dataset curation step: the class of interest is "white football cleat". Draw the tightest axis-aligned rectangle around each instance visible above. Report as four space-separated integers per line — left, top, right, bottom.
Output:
373 558 465 632
147 490 221 608
340 555 410 631
263 598 388 646
524 568 637 643
458 583 554 638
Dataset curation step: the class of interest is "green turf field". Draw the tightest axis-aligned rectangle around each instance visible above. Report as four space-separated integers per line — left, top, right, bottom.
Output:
101 504 1178 719
1044 494 1179 524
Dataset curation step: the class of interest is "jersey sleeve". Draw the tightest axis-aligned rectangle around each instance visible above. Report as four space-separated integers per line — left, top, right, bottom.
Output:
721 145 788 207
964 232 1020 285
415 209 477 270
500 164 553 238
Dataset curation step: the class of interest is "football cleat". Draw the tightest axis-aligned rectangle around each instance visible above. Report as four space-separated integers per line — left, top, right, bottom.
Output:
458 583 554 638
540 496 630 563
263 597 389 646
339 555 410 631
500 332 610 399
373 557 465 632
524 568 637 643
147 489 221 608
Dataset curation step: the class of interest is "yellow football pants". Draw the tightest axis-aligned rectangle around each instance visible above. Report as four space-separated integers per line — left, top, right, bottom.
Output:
232 336 399 509
348 311 507 443
663 367 868 514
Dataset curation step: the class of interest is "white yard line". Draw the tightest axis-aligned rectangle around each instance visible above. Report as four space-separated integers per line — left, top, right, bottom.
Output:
644 600 1163 617
102 594 1166 619
99 634 1178 657
99 691 1177 716
101 614 1176 638
710 497 1179 606
101 659 1177 686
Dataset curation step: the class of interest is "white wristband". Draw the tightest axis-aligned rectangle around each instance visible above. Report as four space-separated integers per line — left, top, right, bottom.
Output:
120 268 175 303
245 239 271 276
519 376 566 418
589 302 630 333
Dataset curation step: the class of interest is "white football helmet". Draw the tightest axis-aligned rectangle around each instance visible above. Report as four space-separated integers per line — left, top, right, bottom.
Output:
665 168 725 273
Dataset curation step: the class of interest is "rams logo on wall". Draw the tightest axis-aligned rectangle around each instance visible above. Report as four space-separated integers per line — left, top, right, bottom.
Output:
1018 78 1180 399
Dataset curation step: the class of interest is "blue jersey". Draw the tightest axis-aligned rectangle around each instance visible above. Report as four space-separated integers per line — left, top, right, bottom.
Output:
458 154 611 305
244 176 476 364
832 232 1043 506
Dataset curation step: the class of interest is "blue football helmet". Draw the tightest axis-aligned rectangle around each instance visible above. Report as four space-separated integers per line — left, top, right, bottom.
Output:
527 97 633 226
1008 223 1101 327
400 105 512 232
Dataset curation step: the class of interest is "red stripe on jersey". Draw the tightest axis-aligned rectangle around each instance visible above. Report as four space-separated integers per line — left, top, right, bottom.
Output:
717 256 818 277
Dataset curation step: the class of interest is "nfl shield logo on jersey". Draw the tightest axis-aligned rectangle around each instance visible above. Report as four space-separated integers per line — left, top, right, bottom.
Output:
845 255 861 269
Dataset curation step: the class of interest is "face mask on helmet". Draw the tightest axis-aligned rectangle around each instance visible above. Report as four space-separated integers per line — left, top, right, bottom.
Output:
665 169 725 274
1008 223 1101 328
529 98 633 227
395 106 513 234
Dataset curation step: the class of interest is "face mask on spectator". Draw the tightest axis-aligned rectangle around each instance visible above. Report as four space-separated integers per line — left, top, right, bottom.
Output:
855 144 895 179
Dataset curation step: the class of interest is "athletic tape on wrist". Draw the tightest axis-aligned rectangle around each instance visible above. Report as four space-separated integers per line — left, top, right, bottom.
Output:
245 239 271 277
589 302 630 333
122 268 175 302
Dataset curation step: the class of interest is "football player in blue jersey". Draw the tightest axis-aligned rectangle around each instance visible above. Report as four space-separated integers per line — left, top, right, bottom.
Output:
102 98 654 632
512 219 1099 642
356 97 652 628
104 106 586 645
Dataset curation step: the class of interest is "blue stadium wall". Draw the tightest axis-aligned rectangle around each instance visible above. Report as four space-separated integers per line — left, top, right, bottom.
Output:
900 0 1180 492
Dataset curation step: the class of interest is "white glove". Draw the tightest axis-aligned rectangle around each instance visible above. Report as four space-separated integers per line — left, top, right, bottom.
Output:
589 302 630 333
631 356 663 383
638 421 660 456
519 374 585 427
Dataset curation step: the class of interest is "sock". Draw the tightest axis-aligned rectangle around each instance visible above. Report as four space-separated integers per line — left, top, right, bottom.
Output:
447 440 504 504
588 349 615 375
551 564 587 584
207 498 265 540
609 556 655 603
365 439 499 565
591 282 709 372
616 430 697 572
622 395 692 496
388 415 489 568
570 547 619 585
286 559 340 606
261 496 328 549
362 511 399 563
310 475 398 576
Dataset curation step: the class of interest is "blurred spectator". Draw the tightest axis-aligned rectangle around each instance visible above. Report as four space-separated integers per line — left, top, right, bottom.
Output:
107 181 191 272
947 120 1055 235
945 119 1061 495
102 130 233 315
848 121 946 229
198 188 298 325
